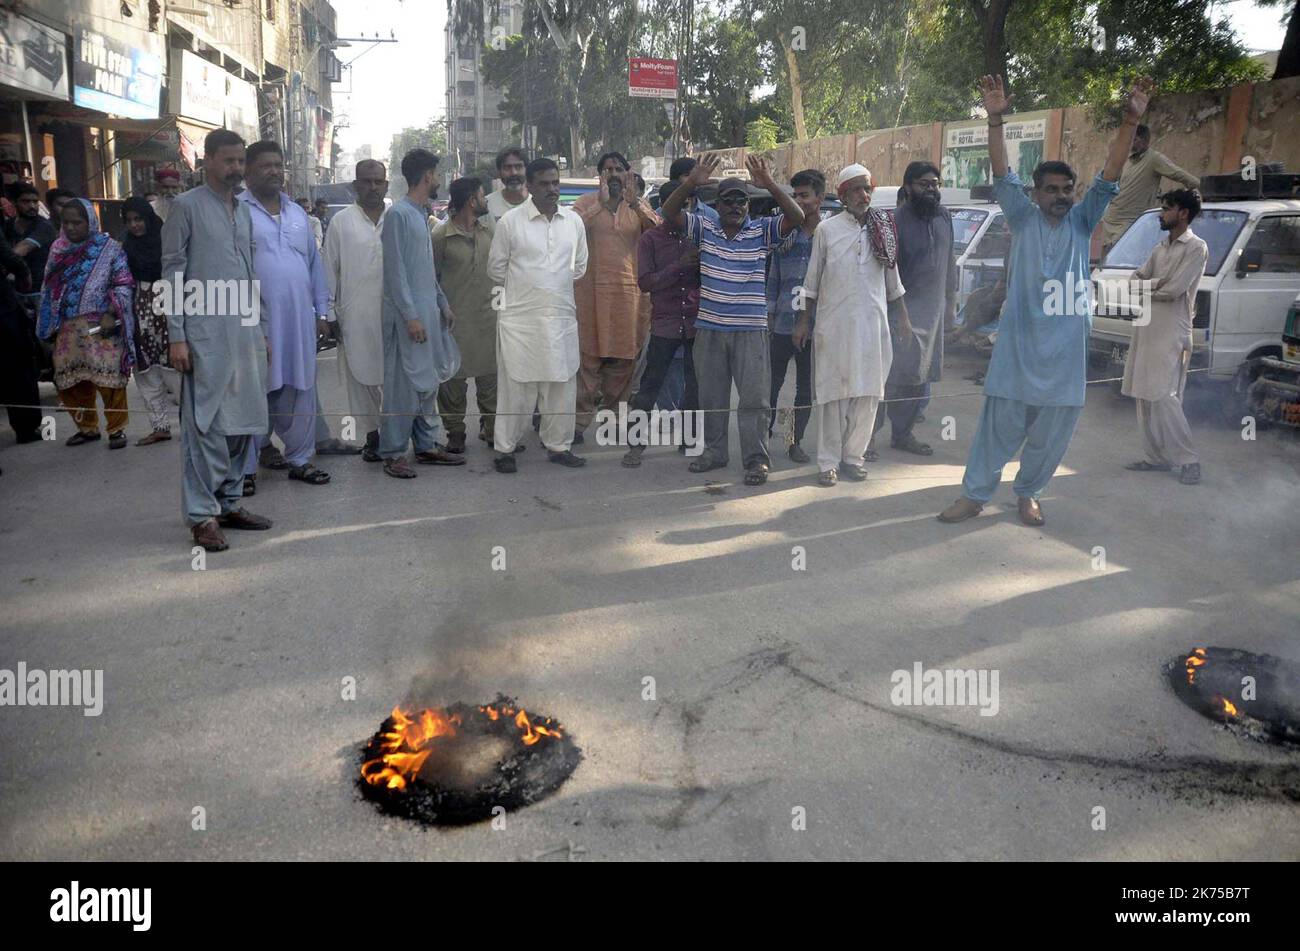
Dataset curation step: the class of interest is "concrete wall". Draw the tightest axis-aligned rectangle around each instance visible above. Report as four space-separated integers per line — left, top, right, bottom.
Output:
692 77 1300 189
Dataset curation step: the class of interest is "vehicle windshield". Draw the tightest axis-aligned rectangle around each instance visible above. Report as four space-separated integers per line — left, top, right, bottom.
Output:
952 208 990 254
1102 208 1248 275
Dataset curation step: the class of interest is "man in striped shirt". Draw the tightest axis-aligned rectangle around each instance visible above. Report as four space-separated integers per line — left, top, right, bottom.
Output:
658 153 805 485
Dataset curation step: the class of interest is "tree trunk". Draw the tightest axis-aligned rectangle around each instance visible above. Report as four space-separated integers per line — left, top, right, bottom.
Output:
970 0 1013 94
779 30 808 141
1275 0 1300 80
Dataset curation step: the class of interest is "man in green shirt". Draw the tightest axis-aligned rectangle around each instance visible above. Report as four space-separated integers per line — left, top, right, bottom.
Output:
1099 124 1199 250
432 177 500 452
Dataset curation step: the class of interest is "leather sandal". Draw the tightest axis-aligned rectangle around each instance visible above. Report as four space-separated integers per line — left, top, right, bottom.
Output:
191 518 228 551
1017 496 1045 526
938 497 983 523
218 508 273 530
383 458 417 479
415 448 466 466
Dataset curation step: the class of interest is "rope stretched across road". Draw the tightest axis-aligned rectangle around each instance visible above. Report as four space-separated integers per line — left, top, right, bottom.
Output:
0 367 1220 419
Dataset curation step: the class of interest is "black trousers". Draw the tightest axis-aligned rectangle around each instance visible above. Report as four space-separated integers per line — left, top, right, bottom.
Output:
629 335 697 444
874 380 929 440
0 303 41 440
769 331 812 444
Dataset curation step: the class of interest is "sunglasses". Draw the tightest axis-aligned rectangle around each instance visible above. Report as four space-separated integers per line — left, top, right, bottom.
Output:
718 194 749 206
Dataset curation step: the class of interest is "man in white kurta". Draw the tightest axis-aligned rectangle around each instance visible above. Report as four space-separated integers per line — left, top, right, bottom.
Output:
1121 190 1208 484
794 165 909 484
487 160 589 471
323 160 389 460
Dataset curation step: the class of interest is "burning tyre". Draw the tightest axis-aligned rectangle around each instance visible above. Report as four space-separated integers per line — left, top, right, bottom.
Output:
359 698 582 826
1171 647 1300 748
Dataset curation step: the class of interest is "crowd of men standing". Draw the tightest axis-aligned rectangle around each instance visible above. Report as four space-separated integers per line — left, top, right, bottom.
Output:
4 74 1213 552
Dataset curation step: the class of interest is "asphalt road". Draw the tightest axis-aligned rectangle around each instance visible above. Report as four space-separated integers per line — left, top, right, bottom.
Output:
2 349 1298 861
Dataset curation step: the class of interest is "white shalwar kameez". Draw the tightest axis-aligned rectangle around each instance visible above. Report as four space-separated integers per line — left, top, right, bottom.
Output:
487 197 589 453
801 212 905 473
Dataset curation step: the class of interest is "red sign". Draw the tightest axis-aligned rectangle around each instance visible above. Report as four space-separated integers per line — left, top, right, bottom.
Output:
629 58 677 99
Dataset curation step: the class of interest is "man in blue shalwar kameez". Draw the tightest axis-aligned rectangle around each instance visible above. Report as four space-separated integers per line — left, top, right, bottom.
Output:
938 74 1153 528
378 149 465 479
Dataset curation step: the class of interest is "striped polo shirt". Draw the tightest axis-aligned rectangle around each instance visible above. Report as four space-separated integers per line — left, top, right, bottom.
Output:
686 211 786 331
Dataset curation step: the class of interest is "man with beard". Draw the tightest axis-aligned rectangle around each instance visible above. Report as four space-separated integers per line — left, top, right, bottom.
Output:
433 176 501 452
573 151 659 443
150 168 183 223
323 159 390 460
938 75 1151 528
873 161 958 457
237 140 332 491
378 148 464 478
485 147 530 224
164 129 272 551
792 165 911 486
3 183 58 293
1121 188 1208 485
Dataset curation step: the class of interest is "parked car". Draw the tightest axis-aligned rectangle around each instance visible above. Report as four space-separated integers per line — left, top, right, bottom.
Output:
1088 197 1300 407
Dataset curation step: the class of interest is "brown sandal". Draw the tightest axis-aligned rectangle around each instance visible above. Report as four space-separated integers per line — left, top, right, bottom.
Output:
383 458 417 479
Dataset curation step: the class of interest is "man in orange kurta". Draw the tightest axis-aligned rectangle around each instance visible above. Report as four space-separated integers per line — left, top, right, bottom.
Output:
573 152 658 438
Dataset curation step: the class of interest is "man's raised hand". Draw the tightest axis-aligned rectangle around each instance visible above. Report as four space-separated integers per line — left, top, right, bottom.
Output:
1125 77 1154 121
690 154 720 188
745 154 773 189
978 74 1012 118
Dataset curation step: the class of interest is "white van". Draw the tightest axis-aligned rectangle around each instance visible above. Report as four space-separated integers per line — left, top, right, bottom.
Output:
948 202 1006 306
1089 198 1300 385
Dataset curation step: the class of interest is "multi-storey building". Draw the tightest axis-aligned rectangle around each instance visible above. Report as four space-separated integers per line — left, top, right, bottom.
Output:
444 0 533 179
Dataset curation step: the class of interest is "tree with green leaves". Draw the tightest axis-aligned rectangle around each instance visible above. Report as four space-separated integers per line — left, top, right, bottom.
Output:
387 120 449 196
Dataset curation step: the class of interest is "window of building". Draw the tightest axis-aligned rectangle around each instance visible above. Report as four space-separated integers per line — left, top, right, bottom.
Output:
457 117 477 133
458 80 476 99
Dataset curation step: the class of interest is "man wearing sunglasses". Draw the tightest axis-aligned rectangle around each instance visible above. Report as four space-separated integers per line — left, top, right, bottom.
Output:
657 153 805 486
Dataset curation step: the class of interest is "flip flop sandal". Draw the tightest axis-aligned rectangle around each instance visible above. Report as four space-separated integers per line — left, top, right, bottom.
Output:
744 465 769 486
288 463 331 484
243 475 256 496
384 459 417 479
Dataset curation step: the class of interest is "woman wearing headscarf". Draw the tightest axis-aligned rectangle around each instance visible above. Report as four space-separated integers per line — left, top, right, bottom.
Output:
37 198 136 449
121 196 175 445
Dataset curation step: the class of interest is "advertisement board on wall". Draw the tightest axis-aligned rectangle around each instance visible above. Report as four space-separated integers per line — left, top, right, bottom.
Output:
942 113 1048 188
71 19 163 120
0 11 70 101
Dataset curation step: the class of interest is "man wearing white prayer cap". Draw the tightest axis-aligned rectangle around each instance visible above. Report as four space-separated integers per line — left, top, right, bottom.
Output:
792 163 913 485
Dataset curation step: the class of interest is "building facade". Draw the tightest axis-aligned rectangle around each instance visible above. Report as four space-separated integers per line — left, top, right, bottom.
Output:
0 0 338 216
444 0 532 179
